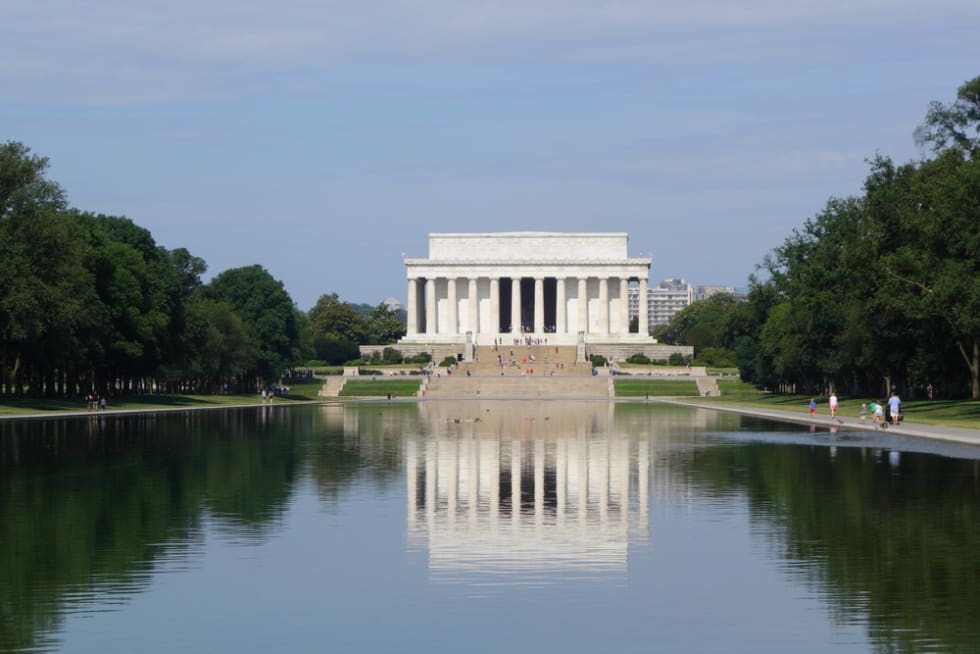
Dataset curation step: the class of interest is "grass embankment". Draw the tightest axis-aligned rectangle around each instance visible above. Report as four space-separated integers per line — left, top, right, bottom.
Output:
338 379 421 397
0 380 328 417
614 379 700 397
705 380 980 430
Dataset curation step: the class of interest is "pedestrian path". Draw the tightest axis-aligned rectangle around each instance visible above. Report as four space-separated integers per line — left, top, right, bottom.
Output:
659 399 980 447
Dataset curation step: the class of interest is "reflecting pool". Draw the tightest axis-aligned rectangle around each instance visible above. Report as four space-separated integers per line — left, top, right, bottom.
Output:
1 401 978 653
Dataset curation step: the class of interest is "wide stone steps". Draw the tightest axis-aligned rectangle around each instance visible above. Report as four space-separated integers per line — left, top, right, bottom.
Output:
461 344 587 376
422 374 611 399
318 377 347 397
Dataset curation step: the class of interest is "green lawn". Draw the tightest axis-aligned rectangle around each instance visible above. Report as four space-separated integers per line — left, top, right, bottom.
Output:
338 379 421 397
615 379 700 397
706 380 980 430
0 379 329 417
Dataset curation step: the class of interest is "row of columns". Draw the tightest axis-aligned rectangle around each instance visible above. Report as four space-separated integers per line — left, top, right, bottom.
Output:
406 275 649 338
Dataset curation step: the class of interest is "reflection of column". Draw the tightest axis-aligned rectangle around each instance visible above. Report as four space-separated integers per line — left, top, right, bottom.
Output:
534 278 544 334
638 277 649 337
576 431 588 524
511 277 522 333
406 278 418 336
447 277 457 336
599 278 609 335
488 439 500 535
534 438 544 528
556 436 566 527
425 438 437 533
447 437 458 529
406 439 417 530
489 277 500 334
594 438 609 524
615 437 629 528
556 277 566 336
577 277 588 335
619 278 628 336
638 439 649 535
511 440 521 527
468 278 479 336
425 278 436 335
467 436 478 527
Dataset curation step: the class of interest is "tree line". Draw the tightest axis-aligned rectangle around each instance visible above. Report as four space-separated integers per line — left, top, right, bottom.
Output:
655 77 980 399
0 142 404 397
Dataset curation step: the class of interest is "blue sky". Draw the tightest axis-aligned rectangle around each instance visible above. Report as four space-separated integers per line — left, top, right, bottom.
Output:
3 1 978 309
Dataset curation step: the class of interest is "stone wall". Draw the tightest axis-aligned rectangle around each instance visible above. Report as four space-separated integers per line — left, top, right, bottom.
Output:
359 343 465 362
585 344 694 363
426 232 630 262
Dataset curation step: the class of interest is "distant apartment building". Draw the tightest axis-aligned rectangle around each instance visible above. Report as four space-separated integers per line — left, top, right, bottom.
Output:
694 285 748 302
629 278 694 332
628 280 749 333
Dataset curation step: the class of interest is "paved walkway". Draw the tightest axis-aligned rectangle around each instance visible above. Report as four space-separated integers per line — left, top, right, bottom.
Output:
660 399 980 447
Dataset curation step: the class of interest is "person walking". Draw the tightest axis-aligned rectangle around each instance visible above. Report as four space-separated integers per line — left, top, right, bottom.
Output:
888 391 902 425
829 393 839 417
809 398 817 417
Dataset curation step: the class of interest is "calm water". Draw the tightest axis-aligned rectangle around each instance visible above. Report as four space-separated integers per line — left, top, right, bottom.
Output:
1 401 979 653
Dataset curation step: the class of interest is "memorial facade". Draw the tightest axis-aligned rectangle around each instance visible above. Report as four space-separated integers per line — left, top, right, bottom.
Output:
400 232 653 347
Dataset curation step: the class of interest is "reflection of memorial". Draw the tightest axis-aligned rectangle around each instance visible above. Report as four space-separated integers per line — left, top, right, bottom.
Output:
407 401 650 577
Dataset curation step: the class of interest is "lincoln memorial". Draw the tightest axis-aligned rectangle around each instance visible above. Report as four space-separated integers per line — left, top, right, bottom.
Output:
400 232 654 348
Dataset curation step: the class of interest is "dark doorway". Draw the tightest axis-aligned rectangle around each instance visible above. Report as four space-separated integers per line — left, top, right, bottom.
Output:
543 278 556 332
520 278 534 332
500 278 513 333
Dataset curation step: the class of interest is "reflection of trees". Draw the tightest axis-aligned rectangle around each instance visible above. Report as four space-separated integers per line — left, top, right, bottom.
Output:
0 408 302 652
686 435 980 654
308 404 412 505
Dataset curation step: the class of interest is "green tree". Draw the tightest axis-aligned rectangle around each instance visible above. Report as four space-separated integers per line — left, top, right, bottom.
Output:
309 293 368 343
367 302 406 344
207 265 303 385
914 75 980 155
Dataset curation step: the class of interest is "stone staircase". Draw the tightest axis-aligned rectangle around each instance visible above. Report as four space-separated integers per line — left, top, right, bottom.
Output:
458 344 588 376
318 377 347 397
422 374 611 400
695 376 720 397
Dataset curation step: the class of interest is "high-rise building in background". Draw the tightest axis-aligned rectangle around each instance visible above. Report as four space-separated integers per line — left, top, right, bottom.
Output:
628 280 747 334
628 278 694 333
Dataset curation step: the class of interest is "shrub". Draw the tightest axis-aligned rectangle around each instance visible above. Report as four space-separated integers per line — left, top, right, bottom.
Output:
439 356 458 367
668 352 686 366
382 347 403 364
590 354 608 367
627 353 651 364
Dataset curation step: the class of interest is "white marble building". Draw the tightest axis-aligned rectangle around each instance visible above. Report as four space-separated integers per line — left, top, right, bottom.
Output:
400 232 653 346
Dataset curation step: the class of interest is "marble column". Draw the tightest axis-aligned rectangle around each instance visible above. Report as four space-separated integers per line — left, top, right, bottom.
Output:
534 277 544 334
577 277 588 335
468 278 478 336
446 277 457 336
619 277 628 336
599 278 609 335
555 277 566 336
638 276 649 337
511 277 522 333
406 278 418 336
425 278 436 335
489 277 500 335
